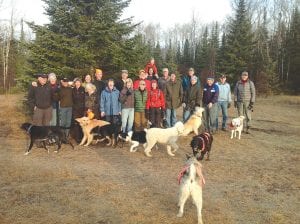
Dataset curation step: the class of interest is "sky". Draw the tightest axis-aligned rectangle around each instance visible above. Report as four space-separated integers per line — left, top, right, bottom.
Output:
0 0 232 29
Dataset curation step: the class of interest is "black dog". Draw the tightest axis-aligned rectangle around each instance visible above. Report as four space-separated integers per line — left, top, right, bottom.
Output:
92 123 121 147
190 132 213 161
118 130 147 152
21 122 74 155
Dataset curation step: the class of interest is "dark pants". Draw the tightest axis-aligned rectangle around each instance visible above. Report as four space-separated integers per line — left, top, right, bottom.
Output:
32 107 52 126
149 107 162 128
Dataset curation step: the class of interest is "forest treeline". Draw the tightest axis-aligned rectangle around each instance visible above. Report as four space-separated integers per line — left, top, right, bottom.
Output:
0 0 299 94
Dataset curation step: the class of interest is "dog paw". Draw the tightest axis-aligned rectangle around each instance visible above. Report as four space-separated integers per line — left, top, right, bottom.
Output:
54 150 58 153
144 152 152 157
24 152 30 156
177 212 183 218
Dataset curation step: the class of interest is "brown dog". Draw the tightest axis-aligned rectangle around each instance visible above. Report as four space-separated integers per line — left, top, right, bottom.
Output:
75 117 110 146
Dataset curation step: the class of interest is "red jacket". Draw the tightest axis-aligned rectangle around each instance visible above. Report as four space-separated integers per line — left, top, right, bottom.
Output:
146 88 165 109
144 62 158 75
133 79 151 91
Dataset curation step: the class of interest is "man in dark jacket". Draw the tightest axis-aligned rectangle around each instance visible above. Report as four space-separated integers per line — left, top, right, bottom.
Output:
28 74 53 126
202 76 219 134
165 73 183 127
115 70 129 92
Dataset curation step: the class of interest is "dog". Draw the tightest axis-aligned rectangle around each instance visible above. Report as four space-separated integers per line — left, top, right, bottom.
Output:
93 123 117 146
190 132 213 161
75 117 110 146
21 122 74 155
143 121 185 157
118 130 147 152
182 107 204 136
177 155 205 224
229 116 245 139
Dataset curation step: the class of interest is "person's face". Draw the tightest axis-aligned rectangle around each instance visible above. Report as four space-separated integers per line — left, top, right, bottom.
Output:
139 72 146 79
108 81 114 89
85 75 92 83
188 70 194 76
49 78 56 85
95 71 102 80
139 81 146 90
121 72 128 80
151 82 157 89
75 80 81 88
38 77 47 85
220 77 226 84
207 79 214 86
61 81 68 87
241 74 248 81
149 68 154 75
191 79 197 85
163 70 169 78
126 81 132 88
170 74 176 82
150 59 154 64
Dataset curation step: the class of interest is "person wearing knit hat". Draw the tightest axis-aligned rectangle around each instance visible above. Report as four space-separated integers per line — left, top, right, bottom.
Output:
145 79 166 128
202 75 219 134
182 74 202 122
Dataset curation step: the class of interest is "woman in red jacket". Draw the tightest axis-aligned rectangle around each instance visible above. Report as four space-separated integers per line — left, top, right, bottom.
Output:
145 80 165 128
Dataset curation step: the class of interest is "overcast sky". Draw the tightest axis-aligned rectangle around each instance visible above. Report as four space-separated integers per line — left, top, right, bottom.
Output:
0 0 232 28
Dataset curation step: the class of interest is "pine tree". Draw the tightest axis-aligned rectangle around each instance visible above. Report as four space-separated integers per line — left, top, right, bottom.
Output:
28 0 139 79
163 39 177 73
153 41 163 72
182 39 192 69
224 0 254 79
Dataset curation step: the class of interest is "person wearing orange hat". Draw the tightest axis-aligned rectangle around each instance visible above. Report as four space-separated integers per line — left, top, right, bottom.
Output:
145 80 166 127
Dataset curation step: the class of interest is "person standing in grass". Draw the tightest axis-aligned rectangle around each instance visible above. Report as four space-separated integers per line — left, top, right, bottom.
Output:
119 78 134 133
134 80 148 131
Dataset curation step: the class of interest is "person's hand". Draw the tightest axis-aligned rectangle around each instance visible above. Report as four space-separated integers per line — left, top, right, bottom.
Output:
227 102 231 108
32 81 37 87
182 103 186 108
101 112 105 117
119 111 122 115
234 101 237 108
208 102 212 109
248 102 254 111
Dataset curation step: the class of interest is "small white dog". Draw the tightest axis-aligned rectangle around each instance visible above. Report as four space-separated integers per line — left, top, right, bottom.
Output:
230 115 245 139
177 156 205 224
144 121 185 157
182 107 204 136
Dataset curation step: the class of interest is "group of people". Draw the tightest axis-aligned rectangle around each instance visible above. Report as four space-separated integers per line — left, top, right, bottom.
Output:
27 57 256 145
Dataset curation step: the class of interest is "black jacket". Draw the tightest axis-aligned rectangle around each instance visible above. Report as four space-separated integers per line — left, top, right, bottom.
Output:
28 83 52 110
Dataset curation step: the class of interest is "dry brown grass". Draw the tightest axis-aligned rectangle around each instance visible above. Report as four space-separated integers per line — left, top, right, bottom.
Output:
0 94 299 224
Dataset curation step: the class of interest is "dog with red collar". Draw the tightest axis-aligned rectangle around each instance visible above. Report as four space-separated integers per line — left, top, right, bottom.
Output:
229 115 245 139
190 132 213 161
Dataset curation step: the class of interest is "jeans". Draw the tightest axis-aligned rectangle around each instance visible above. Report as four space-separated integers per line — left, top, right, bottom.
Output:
216 101 228 129
60 107 72 136
121 108 134 133
183 109 191 123
203 103 218 133
49 108 57 126
166 108 177 127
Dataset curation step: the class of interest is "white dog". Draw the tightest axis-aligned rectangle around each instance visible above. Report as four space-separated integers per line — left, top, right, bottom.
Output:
177 156 205 224
230 115 245 139
182 107 204 136
143 121 185 157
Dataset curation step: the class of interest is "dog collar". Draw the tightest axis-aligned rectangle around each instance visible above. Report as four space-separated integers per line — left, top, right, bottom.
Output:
27 124 33 134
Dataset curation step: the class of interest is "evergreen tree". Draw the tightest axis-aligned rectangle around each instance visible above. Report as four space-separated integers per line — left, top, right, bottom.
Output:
153 41 163 72
224 0 254 79
197 26 209 71
182 39 192 69
163 39 177 73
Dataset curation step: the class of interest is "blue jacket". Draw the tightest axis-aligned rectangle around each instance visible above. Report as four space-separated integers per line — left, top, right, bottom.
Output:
100 87 121 115
216 82 232 102
202 83 219 105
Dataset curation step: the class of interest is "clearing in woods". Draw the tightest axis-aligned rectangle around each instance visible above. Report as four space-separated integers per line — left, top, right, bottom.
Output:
0 94 299 224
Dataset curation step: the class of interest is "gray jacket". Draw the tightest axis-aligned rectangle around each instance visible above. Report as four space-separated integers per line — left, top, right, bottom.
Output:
234 80 255 103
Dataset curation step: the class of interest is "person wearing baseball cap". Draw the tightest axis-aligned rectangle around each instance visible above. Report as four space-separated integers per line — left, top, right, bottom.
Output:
234 71 256 133
202 75 219 134
216 74 232 131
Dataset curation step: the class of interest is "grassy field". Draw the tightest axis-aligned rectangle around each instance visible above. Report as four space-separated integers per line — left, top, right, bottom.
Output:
0 94 299 224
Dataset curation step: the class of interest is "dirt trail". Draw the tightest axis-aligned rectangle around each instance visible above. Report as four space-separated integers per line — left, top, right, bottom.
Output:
0 94 299 224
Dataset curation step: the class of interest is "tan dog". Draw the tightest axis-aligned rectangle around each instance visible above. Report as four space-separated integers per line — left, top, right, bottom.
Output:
75 117 110 146
182 107 204 136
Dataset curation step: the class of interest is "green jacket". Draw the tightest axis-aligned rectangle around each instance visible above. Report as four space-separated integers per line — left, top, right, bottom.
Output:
165 79 183 109
134 89 148 112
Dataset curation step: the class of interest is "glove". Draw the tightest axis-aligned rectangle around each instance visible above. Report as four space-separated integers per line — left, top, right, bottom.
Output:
248 102 254 111
126 90 131 96
227 102 231 109
145 109 149 119
234 101 237 108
